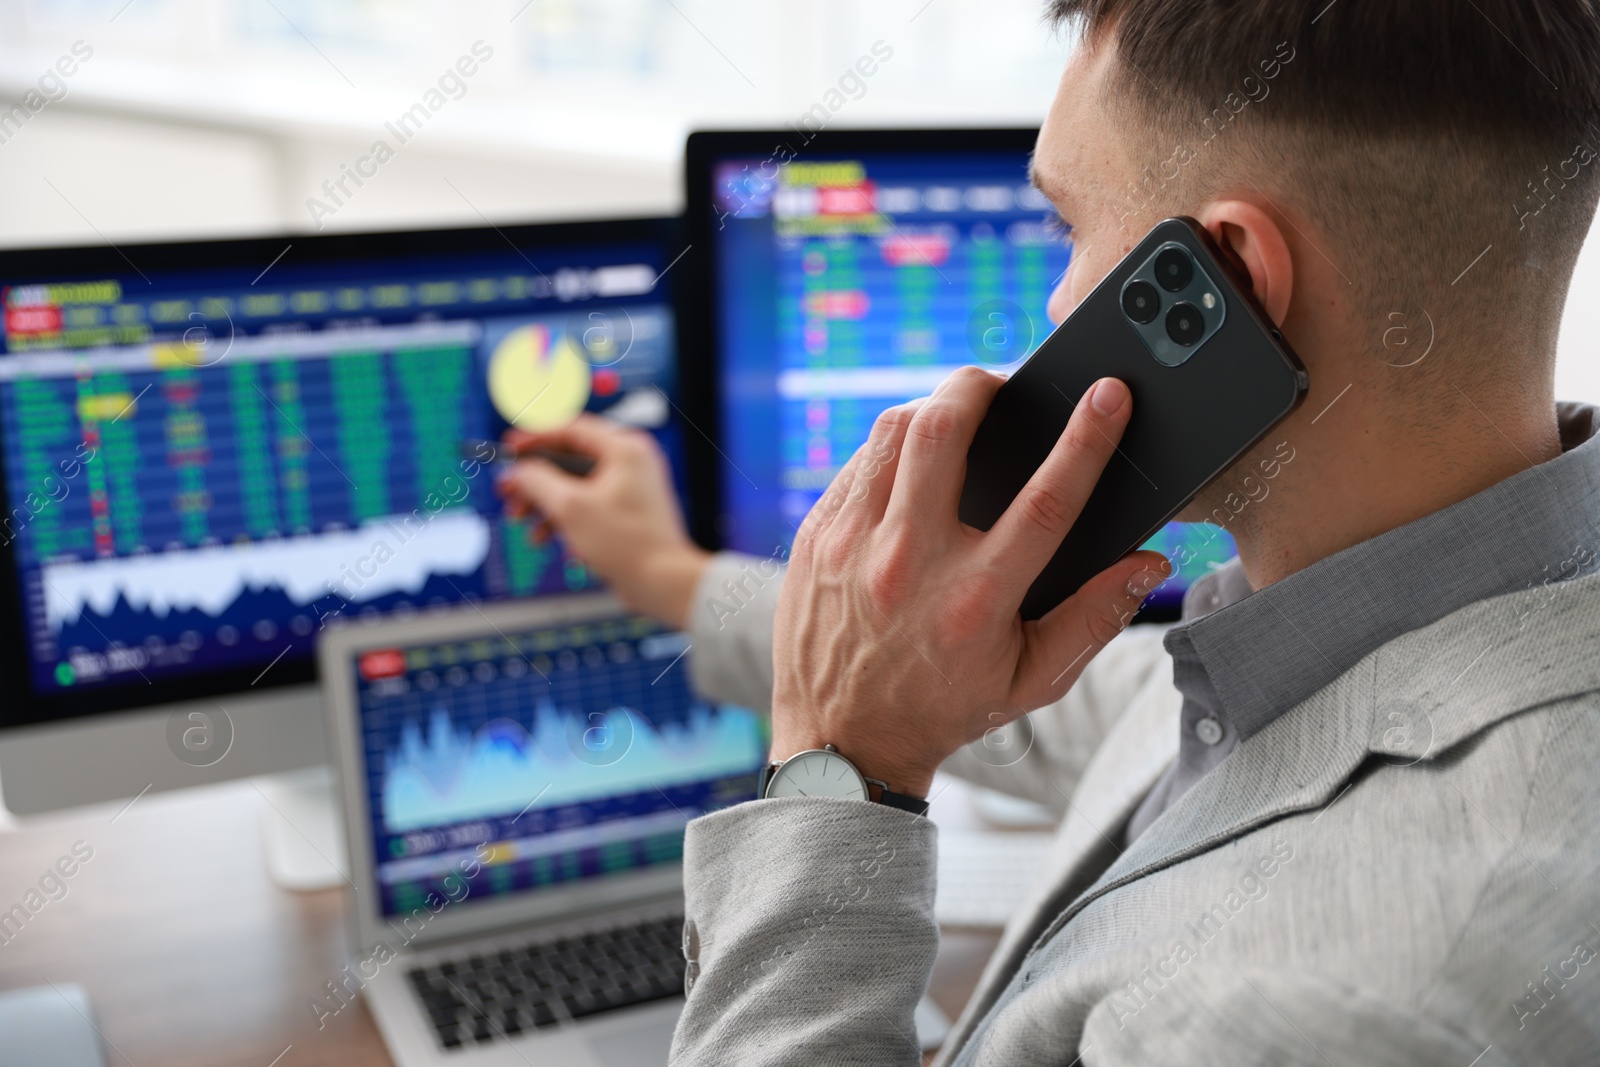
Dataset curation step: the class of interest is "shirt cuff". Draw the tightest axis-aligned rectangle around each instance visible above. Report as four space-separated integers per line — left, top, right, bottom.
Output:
675 797 938 1061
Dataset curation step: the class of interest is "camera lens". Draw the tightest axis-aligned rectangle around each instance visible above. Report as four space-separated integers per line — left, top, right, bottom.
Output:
1121 281 1160 324
1165 301 1205 346
1153 248 1193 292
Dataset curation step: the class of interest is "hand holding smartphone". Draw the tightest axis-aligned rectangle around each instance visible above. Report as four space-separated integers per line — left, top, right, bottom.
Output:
959 217 1309 619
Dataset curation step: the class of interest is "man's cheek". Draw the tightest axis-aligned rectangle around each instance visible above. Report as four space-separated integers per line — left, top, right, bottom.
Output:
1070 264 1104 317
1046 268 1079 326
1046 290 1071 327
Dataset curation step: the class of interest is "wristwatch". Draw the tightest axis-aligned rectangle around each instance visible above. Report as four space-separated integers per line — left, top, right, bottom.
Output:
759 744 930 816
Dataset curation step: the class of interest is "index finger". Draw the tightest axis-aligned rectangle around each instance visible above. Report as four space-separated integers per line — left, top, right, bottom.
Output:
884 366 1005 526
502 413 627 458
983 377 1132 596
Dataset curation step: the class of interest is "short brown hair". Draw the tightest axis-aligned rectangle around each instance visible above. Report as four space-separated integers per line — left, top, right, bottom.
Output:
1049 0 1600 362
1050 0 1600 145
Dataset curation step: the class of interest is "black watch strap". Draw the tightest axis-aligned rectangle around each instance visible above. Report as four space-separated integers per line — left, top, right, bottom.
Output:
873 788 931 816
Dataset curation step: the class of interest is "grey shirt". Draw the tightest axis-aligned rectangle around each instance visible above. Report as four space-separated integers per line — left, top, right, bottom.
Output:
1125 401 1600 843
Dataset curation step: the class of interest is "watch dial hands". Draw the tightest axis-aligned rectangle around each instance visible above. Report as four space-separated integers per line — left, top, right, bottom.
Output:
768 749 869 800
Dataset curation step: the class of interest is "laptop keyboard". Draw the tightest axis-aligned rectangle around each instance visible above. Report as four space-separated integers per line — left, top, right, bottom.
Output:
407 911 686 1050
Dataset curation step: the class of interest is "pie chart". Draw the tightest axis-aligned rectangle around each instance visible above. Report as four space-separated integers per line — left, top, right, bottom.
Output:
487 324 592 432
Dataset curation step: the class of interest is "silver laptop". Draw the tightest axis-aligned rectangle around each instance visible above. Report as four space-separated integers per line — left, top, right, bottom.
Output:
319 593 766 1066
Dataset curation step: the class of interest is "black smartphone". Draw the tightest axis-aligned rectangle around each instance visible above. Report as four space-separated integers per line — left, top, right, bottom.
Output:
959 216 1309 620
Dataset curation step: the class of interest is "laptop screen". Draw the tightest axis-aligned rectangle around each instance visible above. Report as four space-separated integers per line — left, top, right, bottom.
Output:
349 612 765 918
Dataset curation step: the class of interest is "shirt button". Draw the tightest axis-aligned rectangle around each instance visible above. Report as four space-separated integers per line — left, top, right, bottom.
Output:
682 918 701 995
1195 716 1224 746
682 918 700 962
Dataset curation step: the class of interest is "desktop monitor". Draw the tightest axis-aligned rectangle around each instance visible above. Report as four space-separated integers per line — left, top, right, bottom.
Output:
0 217 689 815
681 128 1236 618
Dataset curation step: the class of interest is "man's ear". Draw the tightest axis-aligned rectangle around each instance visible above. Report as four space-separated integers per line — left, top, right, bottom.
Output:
1197 199 1294 327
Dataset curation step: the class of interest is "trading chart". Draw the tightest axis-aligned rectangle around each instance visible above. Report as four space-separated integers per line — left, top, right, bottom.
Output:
711 150 1237 606
351 614 763 917
0 251 682 694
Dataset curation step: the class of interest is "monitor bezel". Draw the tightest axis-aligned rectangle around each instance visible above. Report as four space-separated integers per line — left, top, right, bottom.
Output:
678 127 1043 553
0 215 690 730
318 591 696 954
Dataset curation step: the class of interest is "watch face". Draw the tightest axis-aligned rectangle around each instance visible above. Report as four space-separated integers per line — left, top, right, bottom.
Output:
766 749 868 800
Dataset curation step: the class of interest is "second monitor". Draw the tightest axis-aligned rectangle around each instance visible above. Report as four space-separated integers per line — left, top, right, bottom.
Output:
682 128 1237 617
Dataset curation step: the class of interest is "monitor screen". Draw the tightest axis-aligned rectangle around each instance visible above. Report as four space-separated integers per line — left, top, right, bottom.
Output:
685 130 1235 615
347 612 763 918
0 218 686 725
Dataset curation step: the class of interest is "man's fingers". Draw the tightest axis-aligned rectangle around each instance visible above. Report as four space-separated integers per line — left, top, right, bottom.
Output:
984 378 1132 596
791 445 869 569
885 366 1005 525
1014 550 1171 706
828 399 924 536
803 399 926 541
498 457 581 523
502 413 625 459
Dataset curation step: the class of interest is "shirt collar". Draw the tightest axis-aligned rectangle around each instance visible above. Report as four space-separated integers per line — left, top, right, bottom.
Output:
1164 401 1600 741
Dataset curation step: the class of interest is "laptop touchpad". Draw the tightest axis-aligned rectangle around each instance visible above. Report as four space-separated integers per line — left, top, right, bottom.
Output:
590 1017 676 1067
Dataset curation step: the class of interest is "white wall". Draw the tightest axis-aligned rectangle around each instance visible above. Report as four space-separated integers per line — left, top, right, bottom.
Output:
0 0 1068 238
1558 219 1600 404
0 110 283 245
0 0 1592 404
4 115 1590 404
0 99 682 242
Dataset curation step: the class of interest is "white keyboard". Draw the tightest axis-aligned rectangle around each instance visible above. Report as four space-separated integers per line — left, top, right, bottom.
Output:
935 831 1055 928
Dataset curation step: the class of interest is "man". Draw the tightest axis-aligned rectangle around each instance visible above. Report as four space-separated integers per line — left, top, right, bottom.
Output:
499 1 1600 1062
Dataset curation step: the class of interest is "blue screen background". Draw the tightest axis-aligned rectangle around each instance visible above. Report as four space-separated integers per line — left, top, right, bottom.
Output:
710 149 1236 608
0 243 684 695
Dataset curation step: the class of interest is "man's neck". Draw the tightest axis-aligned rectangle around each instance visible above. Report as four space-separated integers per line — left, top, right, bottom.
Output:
1229 381 1563 591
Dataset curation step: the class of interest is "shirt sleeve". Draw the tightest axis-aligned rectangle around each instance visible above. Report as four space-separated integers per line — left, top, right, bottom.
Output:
686 551 783 713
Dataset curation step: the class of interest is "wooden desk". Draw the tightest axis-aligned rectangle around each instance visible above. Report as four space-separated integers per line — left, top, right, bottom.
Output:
0 780 998 1066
